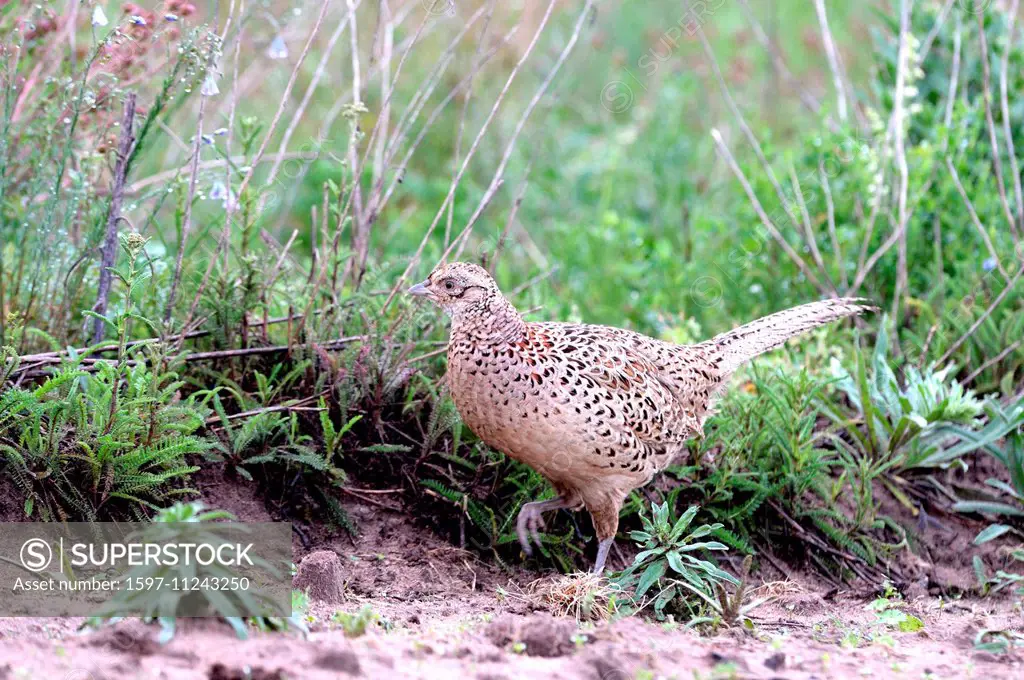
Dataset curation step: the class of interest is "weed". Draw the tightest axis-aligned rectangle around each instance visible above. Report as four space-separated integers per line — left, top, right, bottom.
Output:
612 503 737 622
865 582 925 633
974 628 1024 655
331 604 378 638
953 401 1024 519
87 501 298 641
826 318 999 472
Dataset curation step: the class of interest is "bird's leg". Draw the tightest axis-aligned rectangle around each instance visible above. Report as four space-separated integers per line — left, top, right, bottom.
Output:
593 538 615 575
587 494 625 574
516 496 573 556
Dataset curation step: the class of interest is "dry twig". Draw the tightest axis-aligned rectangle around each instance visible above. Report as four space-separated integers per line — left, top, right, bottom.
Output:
88 94 136 344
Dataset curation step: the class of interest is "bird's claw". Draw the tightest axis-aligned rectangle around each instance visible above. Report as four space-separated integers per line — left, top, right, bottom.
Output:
516 503 548 557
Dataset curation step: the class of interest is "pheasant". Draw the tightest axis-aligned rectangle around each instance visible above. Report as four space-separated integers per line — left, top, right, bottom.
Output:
408 262 872 573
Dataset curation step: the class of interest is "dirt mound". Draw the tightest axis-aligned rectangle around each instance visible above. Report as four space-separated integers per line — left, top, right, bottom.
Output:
208 664 287 680
86 618 161 656
294 550 346 603
313 647 362 674
484 613 579 657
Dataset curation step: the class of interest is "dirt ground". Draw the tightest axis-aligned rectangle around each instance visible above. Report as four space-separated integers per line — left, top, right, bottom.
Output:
1 474 1022 679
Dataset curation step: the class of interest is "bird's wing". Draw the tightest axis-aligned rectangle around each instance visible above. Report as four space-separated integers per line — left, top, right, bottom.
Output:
534 323 702 447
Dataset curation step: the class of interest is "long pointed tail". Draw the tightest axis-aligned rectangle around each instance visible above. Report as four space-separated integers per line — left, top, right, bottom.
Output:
700 298 875 375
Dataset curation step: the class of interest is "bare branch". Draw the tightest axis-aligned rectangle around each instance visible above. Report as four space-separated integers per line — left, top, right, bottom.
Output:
89 93 136 344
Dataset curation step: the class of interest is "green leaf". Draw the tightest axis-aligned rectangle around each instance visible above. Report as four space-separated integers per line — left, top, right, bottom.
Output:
953 501 1024 517
898 615 924 633
974 524 1013 545
636 560 666 598
666 551 685 575
668 505 698 542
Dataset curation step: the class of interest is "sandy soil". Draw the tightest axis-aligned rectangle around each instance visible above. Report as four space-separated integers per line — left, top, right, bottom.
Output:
1 476 1022 679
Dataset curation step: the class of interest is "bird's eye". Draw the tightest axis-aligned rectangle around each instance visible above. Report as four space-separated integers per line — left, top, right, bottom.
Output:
444 280 455 291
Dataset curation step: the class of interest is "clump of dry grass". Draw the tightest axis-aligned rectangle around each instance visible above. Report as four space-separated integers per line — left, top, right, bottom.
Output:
523 572 624 622
750 579 806 601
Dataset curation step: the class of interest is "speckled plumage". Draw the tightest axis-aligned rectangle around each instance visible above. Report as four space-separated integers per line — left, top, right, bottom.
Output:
408 262 872 572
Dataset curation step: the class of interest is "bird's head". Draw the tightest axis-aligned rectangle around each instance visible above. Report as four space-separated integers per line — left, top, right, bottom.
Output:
406 262 502 318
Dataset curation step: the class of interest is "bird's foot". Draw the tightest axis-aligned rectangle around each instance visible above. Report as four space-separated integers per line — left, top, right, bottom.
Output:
515 500 552 556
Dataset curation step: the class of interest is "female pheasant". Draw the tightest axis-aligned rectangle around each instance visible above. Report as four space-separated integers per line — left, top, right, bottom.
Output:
409 262 871 573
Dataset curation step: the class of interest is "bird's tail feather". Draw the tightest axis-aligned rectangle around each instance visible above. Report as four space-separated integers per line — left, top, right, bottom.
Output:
700 298 875 375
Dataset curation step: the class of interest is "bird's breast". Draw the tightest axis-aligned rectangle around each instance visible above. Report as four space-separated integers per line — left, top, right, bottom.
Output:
446 342 579 473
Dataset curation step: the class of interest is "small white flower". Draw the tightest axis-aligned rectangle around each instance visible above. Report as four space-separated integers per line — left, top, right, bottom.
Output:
748 283 763 294
209 181 237 210
165 13 178 22
213 127 228 136
92 5 109 27
267 35 288 60
201 73 219 96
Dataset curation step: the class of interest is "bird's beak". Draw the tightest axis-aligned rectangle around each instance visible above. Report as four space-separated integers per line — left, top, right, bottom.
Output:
407 280 433 298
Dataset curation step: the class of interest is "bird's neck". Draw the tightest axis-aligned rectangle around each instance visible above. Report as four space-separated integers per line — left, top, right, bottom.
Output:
450 293 526 346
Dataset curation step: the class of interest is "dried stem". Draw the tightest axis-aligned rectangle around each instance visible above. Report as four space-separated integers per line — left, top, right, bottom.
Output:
232 0 331 215
345 0 369 285
890 0 912 320
448 0 595 261
819 160 848 290
693 16 804 242
964 338 1023 385
944 15 961 128
734 0 822 119
164 91 206 324
382 0 564 311
789 163 838 296
920 0 956 59
377 24 518 211
489 175 529 275
446 1 497 249
89 93 136 344
945 157 1012 282
976 10 1019 238
999 0 1024 237
262 8 354 190
813 0 851 123
710 128 826 294
937 263 1024 367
